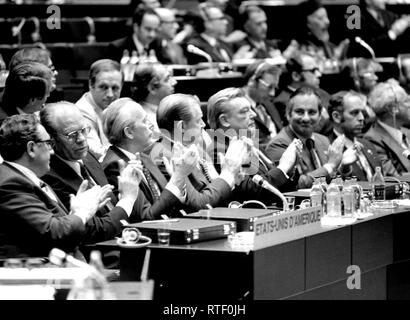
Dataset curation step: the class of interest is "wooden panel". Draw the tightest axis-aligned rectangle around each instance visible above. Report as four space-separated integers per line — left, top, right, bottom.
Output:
289 268 387 300
253 239 304 299
305 227 351 289
352 215 393 272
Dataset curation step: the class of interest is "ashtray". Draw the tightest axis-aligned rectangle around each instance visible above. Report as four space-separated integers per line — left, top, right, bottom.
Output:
116 227 152 248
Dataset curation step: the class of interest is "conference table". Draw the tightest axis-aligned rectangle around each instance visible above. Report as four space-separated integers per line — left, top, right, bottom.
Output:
88 203 410 300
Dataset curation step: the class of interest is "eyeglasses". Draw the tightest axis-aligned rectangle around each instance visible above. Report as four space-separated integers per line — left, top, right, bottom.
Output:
258 78 277 90
59 126 91 142
161 20 177 25
34 139 55 149
301 67 320 74
208 16 226 21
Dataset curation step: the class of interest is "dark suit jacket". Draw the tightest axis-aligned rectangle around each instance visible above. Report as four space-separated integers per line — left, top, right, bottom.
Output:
233 37 280 59
185 35 233 65
328 131 383 181
108 35 156 62
358 7 398 57
152 38 188 65
364 122 410 176
252 98 284 148
265 126 330 188
149 141 233 211
0 162 85 259
210 130 294 206
102 145 182 217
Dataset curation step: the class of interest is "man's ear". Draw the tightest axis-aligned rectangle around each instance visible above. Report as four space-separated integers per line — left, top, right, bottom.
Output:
332 111 342 124
26 141 36 159
218 113 231 128
123 126 134 139
291 71 301 82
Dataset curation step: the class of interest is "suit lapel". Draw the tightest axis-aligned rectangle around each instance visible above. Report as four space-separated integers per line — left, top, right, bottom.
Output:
50 154 83 195
262 99 283 131
141 153 167 189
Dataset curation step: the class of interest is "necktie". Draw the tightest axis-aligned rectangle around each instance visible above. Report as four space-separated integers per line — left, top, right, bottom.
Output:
356 149 373 182
214 42 230 62
40 181 58 203
199 159 212 183
79 163 96 188
142 166 161 202
306 138 321 170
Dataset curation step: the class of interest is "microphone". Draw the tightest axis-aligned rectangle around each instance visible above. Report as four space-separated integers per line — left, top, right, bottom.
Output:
49 248 92 270
355 36 375 59
187 44 213 64
252 174 289 211
402 150 410 160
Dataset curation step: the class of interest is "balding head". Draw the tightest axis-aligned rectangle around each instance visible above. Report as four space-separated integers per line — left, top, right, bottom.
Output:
40 101 90 161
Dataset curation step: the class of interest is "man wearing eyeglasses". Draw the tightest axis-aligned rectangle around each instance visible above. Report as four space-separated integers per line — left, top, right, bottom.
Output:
0 114 117 260
274 51 332 135
40 101 175 226
185 5 233 65
241 60 284 148
153 8 187 65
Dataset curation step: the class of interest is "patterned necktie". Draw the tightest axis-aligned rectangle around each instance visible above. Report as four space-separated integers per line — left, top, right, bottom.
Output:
199 159 212 183
142 166 161 202
306 138 321 170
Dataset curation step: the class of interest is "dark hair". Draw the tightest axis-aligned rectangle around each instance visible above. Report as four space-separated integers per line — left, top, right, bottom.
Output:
286 86 323 116
89 59 122 88
0 114 40 161
1 62 51 114
9 47 51 71
132 6 160 26
239 5 265 30
131 62 163 102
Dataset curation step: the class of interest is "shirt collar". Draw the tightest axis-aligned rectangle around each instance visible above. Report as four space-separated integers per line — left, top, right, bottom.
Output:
5 161 42 187
117 146 137 161
56 154 82 177
378 120 405 146
201 33 217 47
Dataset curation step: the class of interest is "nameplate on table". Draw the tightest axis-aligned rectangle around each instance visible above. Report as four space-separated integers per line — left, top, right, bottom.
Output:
253 206 322 247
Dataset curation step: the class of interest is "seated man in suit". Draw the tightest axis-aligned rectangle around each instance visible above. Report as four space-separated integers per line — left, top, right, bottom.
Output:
242 60 284 148
233 6 282 60
364 80 410 177
266 87 351 189
328 90 383 181
102 97 197 214
131 62 177 132
40 101 176 223
185 4 233 64
108 7 161 62
156 93 248 209
76 59 123 161
0 62 52 123
274 51 331 135
0 114 121 259
153 7 188 65
206 87 300 206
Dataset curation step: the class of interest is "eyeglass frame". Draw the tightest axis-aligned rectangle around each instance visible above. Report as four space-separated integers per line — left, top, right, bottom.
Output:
33 139 55 149
58 126 91 142
301 67 321 74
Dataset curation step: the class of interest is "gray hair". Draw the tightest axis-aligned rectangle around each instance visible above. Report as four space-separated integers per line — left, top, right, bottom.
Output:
102 97 142 146
368 80 407 116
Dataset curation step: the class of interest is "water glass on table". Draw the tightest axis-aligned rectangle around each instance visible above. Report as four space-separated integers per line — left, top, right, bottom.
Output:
284 196 295 211
157 225 171 246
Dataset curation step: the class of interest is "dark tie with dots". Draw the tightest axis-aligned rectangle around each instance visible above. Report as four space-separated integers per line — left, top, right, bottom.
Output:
142 166 161 202
199 159 212 183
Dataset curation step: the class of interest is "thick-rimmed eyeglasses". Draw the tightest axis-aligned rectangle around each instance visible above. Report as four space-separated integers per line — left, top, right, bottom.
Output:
59 126 91 142
34 139 55 149
301 67 320 74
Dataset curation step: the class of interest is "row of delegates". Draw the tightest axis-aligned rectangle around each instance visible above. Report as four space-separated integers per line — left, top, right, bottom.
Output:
39 101 195 225
0 114 139 260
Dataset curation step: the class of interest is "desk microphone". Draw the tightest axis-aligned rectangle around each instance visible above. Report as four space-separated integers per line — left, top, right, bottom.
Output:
252 174 288 210
355 37 375 59
187 44 213 64
402 150 410 160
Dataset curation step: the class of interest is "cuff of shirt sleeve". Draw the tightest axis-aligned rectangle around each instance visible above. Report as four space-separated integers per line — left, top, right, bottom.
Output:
219 170 236 189
388 30 397 40
323 163 334 175
116 198 135 217
276 167 289 180
166 182 186 203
